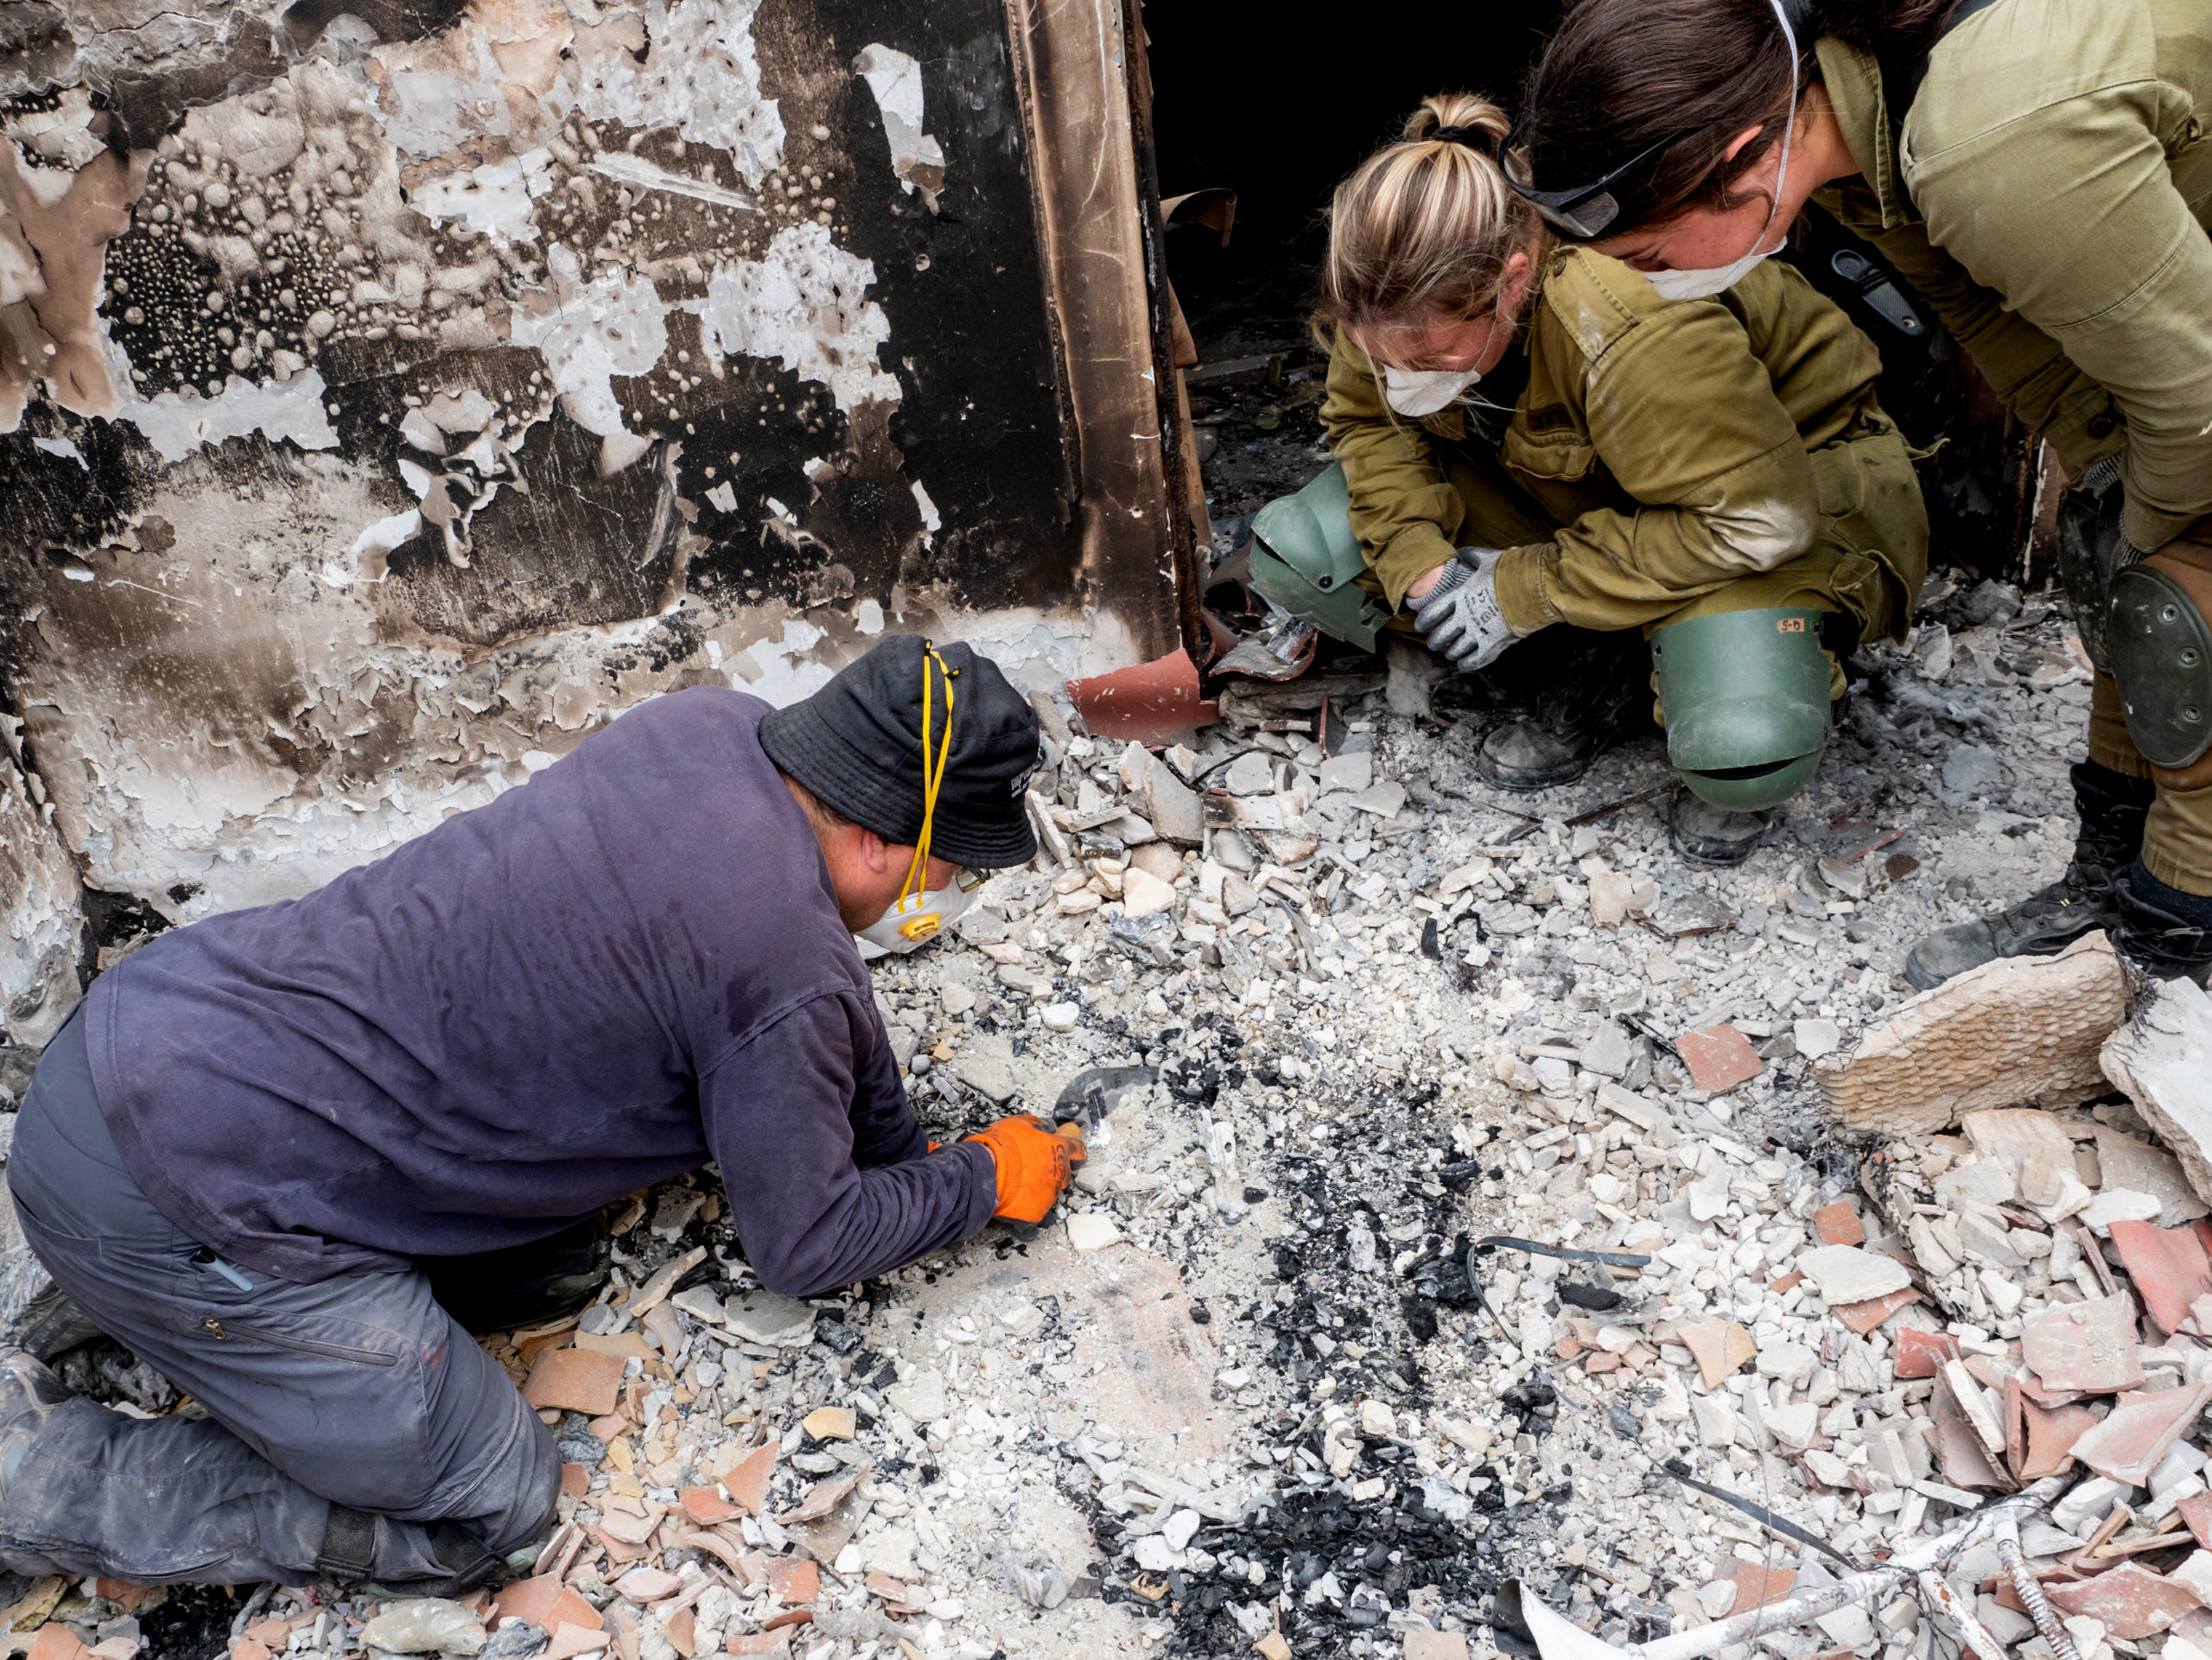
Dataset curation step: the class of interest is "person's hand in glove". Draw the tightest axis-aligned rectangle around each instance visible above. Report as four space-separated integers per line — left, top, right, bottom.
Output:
963 1113 1087 1224
1410 545 1516 671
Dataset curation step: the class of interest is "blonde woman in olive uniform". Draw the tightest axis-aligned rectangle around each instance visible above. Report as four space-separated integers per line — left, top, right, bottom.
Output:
1512 0 2212 982
1249 92 1927 864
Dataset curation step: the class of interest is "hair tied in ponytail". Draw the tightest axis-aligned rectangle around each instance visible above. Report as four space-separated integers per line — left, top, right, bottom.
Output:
1431 125 1498 157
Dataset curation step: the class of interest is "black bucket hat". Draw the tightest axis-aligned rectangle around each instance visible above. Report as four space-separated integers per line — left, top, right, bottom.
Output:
759 635 1040 869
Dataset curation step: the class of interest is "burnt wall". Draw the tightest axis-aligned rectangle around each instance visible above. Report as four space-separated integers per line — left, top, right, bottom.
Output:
0 0 1184 1039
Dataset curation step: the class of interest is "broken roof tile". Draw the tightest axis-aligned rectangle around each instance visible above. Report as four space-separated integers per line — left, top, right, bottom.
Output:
2046 1563 2203 1639
2109 1219 2212 1337
1676 1024 1763 1094
2023 1294 2147 1394
2071 1382 2212 1486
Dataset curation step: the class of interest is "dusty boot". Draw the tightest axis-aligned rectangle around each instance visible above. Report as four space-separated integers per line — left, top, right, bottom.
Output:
1669 791 1770 867
1475 629 1648 792
0 1355 71 1504
1904 760 2155 990
2113 863 2212 987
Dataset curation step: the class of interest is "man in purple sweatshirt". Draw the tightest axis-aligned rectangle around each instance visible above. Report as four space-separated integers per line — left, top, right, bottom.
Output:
0 635 1075 1590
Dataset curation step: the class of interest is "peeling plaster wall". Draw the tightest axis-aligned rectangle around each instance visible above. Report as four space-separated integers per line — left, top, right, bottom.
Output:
0 717 80 1045
0 0 1185 974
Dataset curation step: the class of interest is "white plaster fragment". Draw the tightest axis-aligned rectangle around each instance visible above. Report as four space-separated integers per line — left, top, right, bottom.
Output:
852 44 946 213
705 481 738 513
586 151 755 213
573 0 785 183
691 223 899 413
104 340 340 464
31 436 86 467
406 149 557 240
509 244 667 448
349 510 423 582
854 598 885 635
911 479 941 533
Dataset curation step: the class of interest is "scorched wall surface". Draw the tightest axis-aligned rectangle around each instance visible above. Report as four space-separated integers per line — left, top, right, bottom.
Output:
0 0 1184 1042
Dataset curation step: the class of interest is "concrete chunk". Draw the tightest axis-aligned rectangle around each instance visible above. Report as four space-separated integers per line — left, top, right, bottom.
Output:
1818 932 2126 1135
2103 976 2212 1210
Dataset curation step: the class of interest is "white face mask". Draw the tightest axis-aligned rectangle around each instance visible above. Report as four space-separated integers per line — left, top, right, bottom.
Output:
1380 314 1502 416
1643 0 1800 302
855 870 983 955
1383 363 1483 417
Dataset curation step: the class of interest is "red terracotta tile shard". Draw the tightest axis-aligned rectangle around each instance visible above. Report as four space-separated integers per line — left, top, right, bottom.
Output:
493 1574 604 1635
1831 1288 1923 1335
680 1486 740 1525
2071 1382 2212 1485
2109 1219 2212 1337
1895 1328 1962 1380
523 1346 625 1417
1813 1201 1866 1247
561 1463 590 1498
766 1558 819 1604
2045 1563 2204 1638
1727 1561 1796 1612
1679 1320 1758 1389
2182 1491 2212 1551
724 1445 778 1517
724 1635 791 1657
1676 1024 1764 1094
2023 1294 2146 1394
2018 1397 2101 1481
1065 651 1219 746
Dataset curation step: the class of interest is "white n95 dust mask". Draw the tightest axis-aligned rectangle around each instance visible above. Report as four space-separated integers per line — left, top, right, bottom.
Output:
1381 315 1501 416
856 867 985 954
854 641 982 957
1384 364 1483 417
1642 0 1800 302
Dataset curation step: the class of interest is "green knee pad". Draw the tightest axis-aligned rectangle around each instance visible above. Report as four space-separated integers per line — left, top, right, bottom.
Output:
1651 607 1834 811
1248 463 1394 651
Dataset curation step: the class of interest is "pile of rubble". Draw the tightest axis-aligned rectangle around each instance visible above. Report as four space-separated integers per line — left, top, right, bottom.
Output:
6 561 2212 1660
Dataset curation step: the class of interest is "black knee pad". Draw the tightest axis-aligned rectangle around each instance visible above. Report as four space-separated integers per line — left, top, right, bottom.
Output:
2109 563 2212 769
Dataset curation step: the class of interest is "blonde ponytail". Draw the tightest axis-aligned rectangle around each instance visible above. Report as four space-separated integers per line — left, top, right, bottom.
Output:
1313 93 1543 359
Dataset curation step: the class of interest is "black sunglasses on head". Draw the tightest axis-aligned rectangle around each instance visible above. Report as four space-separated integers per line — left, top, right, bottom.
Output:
1499 121 1701 240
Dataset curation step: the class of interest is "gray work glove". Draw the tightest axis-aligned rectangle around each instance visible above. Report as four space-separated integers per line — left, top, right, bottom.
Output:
1412 546 1516 672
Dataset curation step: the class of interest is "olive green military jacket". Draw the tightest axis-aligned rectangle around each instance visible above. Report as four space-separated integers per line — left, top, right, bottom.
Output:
1322 248 1904 638
1810 0 2212 551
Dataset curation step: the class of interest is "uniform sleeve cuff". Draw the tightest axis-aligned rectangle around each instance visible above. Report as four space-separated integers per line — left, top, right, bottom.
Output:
1494 544 1565 635
1375 526 1459 613
2126 499 2205 557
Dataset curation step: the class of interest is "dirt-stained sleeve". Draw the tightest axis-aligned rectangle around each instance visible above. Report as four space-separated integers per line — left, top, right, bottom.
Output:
699 991 994 1295
1319 329 1465 610
1496 268 1824 632
1909 85 2212 550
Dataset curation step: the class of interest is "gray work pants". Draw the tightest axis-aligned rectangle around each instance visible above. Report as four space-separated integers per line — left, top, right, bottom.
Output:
1 1008 560 1585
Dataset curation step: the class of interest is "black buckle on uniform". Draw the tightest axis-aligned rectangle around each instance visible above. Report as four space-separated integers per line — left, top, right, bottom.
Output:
315 1504 378 1580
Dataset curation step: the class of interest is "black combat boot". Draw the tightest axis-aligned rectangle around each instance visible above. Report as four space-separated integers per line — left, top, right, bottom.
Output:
1669 792 1771 867
1475 628 1651 791
1904 760 2156 989
2113 863 2212 986
0 1355 70 1504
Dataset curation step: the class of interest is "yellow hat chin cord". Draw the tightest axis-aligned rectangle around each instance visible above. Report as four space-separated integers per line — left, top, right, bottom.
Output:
893 644 957 941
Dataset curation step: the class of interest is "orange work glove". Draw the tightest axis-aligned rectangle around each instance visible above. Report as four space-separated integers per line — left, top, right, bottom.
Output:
963 1114 1087 1224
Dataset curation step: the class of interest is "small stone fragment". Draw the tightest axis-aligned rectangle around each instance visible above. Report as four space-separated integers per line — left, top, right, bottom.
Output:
1796 1245 1912 1305
1067 1213 1122 1251
803 1406 856 1441
360 1601 487 1657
